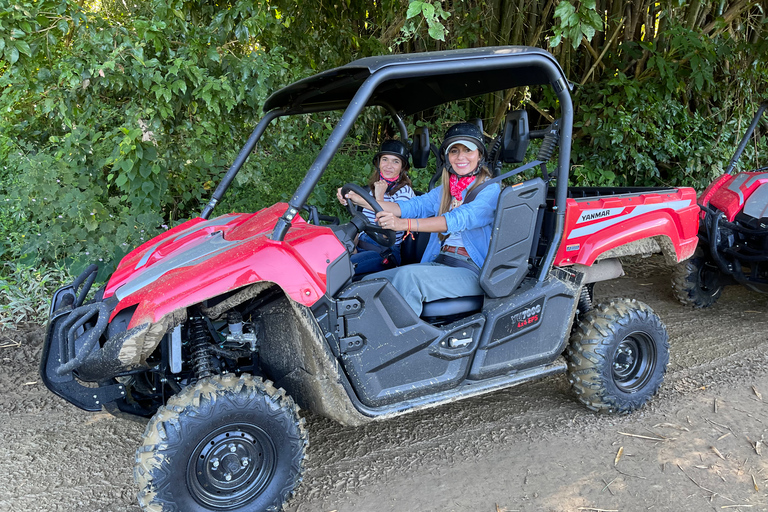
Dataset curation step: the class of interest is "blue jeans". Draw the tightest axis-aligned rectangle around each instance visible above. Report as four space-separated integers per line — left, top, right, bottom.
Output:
352 234 401 275
363 261 483 316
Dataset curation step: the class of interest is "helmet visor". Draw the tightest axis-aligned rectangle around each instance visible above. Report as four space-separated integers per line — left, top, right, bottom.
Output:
445 139 479 153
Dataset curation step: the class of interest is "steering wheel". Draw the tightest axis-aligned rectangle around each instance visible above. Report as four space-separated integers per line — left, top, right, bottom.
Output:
340 183 397 248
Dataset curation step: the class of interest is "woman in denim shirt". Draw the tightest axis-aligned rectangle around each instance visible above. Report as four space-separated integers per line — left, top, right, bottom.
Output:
344 123 500 316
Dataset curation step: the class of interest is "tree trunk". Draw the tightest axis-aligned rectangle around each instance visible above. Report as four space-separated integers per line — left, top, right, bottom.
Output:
685 0 702 29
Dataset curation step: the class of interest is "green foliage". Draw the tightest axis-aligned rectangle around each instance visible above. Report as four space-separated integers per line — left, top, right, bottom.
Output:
222 150 363 221
570 83 734 189
0 262 72 329
540 18 768 189
219 138 438 224
642 24 720 94
551 0 602 50
0 0 302 269
2 0 768 289
403 0 451 42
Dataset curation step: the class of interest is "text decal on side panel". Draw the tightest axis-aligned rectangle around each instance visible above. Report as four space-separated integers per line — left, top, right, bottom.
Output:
568 201 691 239
554 188 700 266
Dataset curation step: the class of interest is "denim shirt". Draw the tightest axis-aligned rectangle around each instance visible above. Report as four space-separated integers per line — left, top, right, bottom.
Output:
397 182 501 267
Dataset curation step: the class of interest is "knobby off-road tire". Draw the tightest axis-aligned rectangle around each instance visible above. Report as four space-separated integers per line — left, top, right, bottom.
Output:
671 248 723 308
135 374 307 512
566 299 669 414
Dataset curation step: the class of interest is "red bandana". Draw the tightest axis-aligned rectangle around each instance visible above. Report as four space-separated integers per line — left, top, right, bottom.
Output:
449 174 475 201
379 172 398 184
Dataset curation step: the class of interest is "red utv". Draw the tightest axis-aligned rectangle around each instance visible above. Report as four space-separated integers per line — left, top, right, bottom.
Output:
41 47 699 512
673 103 768 307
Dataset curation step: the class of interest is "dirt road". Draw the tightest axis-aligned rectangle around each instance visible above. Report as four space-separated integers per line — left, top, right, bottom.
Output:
1 256 767 512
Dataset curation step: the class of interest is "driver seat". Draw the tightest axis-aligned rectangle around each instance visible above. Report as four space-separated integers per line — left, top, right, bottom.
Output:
419 177 547 323
421 294 484 323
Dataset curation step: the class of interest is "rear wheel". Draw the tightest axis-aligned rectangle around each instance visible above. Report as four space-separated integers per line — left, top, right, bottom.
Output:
135 374 307 512
566 299 669 414
672 248 723 308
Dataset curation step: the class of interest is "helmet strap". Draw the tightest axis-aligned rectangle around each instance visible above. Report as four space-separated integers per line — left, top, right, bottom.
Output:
379 172 399 184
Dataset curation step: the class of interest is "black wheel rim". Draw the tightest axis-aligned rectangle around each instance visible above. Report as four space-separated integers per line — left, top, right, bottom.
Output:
188 423 276 510
697 261 722 296
611 331 656 393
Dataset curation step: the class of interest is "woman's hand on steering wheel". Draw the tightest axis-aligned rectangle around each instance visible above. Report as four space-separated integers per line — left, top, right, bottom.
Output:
339 183 397 248
336 186 352 206
374 211 403 232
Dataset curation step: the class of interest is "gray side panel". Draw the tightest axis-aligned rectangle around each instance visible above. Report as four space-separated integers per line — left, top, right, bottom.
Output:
326 251 353 297
743 182 768 220
338 280 483 407
470 272 579 380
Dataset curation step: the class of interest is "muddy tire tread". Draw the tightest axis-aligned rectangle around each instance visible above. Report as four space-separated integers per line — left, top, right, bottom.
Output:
671 248 722 308
566 298 669 414
134 373 307 512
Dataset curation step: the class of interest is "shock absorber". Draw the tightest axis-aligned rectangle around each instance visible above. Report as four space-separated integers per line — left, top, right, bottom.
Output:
536 130 558 162
577 284 594 316
189 316 215 379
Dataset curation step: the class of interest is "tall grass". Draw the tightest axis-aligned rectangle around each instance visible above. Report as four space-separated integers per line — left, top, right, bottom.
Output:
0 263 71 331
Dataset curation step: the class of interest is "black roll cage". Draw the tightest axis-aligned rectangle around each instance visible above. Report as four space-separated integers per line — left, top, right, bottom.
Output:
724 102 768 175
200 46 574 281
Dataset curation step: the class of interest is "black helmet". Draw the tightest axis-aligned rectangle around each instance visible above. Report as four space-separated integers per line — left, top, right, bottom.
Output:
440 122 487 157
373 139 410 170
440 122 487 176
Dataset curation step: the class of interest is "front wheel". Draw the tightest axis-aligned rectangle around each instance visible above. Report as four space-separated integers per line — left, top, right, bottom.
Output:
566 299 669 414
671 248 723 308
135 374 307 512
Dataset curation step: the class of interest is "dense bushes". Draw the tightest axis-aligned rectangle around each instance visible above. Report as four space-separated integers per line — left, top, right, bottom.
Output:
569 81 765 190
0 0 306 267
1 0 767 280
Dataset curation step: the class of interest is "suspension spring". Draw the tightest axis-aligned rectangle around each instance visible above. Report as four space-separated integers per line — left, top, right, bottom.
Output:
189 316 215 379
536 131 558 162
577 284 593 315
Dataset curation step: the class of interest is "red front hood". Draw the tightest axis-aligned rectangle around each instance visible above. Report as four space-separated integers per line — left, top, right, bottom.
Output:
104 203 347 328
702 171 768 221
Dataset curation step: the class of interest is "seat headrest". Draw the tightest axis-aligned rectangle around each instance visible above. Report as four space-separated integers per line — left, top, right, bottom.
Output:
411 126 431 169
502 110 530 163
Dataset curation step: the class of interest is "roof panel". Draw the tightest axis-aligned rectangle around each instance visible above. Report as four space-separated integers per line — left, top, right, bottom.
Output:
263 46 567 114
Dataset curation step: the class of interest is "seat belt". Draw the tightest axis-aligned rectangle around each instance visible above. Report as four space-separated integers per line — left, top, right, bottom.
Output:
463 159 544 204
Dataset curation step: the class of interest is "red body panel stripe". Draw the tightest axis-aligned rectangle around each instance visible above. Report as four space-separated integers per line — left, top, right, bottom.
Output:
705 172 768 222
104 203 346 327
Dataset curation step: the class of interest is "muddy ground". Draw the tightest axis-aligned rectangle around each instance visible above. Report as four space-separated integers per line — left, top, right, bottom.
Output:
1 256 767 512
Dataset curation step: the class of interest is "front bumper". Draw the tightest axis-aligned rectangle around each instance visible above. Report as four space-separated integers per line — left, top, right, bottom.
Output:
39 265 127 411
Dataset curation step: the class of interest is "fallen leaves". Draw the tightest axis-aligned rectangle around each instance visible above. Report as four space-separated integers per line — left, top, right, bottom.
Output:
614 446 624 466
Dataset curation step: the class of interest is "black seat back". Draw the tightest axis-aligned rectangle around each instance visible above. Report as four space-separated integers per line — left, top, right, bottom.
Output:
479 178 547 298
400 230 431 265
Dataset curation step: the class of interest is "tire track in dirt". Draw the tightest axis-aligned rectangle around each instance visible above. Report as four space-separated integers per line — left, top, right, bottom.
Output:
1 256 766 512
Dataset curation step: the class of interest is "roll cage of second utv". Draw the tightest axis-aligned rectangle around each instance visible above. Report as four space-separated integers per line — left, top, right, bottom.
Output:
41 47 699 512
